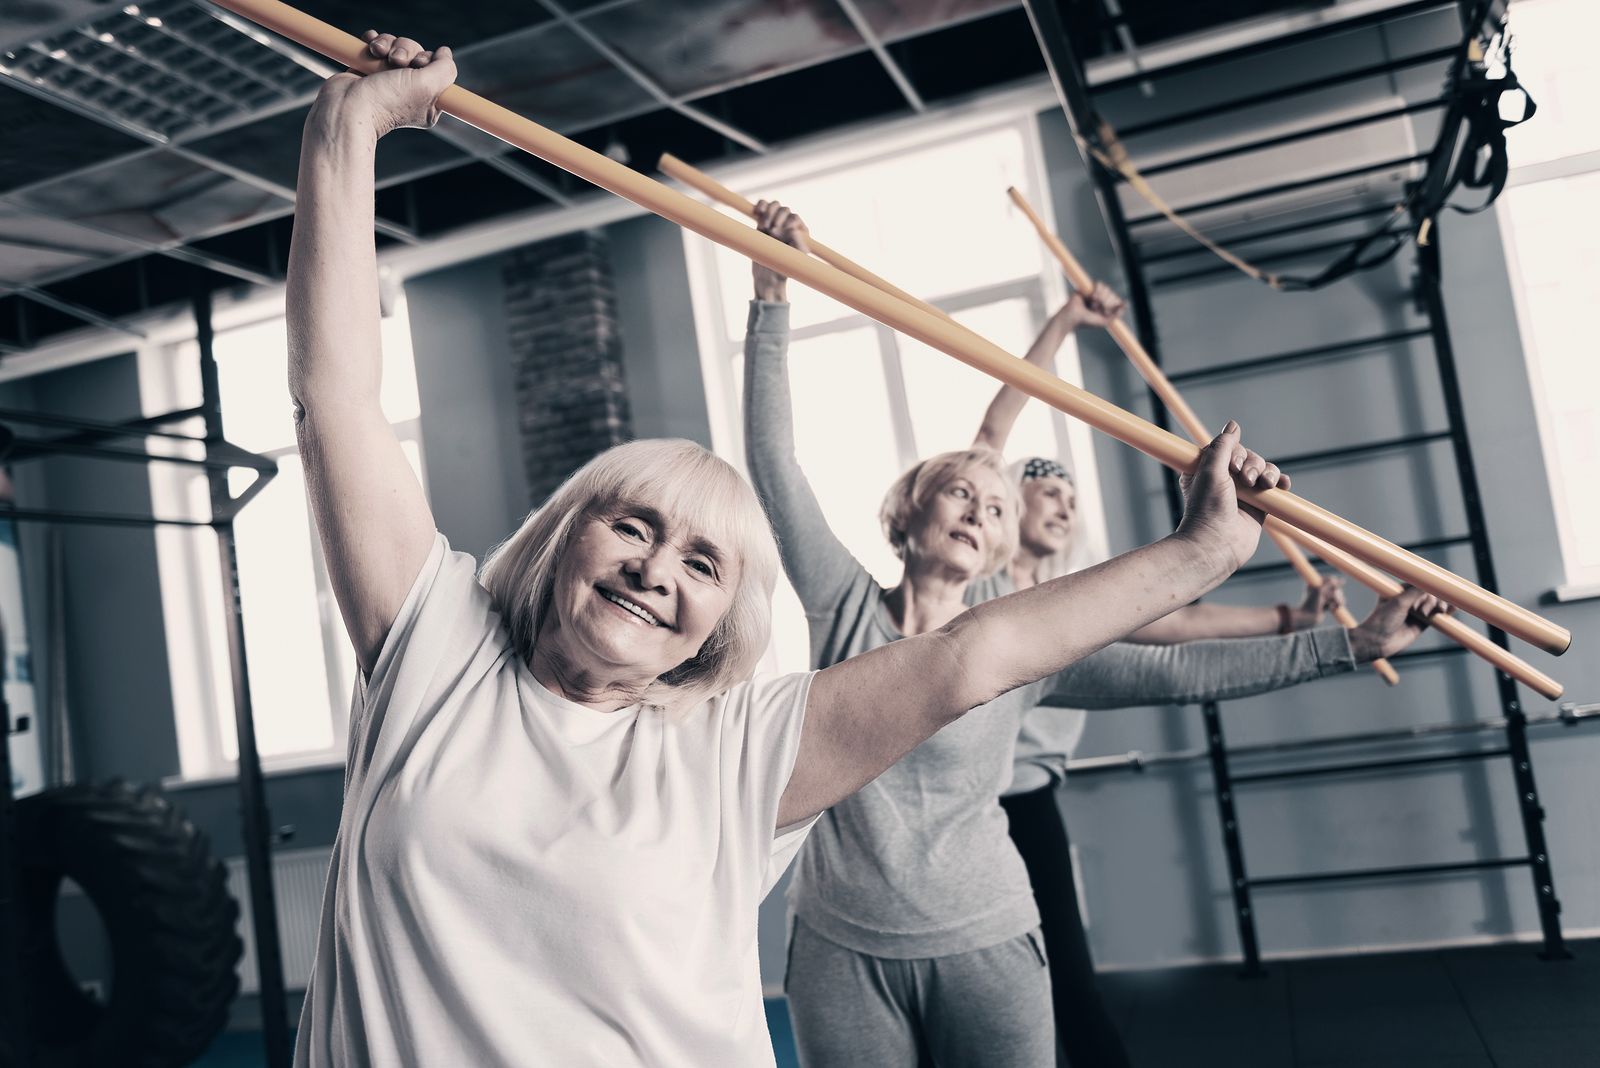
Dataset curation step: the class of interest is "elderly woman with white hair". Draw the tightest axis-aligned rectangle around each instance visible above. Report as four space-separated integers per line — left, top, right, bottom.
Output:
742 201 1443 1067
280 34 1317 1068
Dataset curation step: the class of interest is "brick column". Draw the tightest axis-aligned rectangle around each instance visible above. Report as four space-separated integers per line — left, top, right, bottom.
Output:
502 230 632 504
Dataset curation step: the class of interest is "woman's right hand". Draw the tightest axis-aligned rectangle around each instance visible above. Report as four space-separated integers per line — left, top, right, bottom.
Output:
752 200 810 302
313 31 457 139
1054 281 1126 331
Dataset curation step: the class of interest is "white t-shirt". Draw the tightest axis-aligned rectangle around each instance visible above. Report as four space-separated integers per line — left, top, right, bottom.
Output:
294 534 816 1067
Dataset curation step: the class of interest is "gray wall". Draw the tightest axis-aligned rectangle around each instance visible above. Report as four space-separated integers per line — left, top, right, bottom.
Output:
406 255 529 557
1038 11 1600 969
610 213 715 445
23 355 180 786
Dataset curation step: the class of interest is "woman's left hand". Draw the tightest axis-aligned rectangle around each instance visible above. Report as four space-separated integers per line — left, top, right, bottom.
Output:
752 200 810 302
1350 587 1451 661
1057 281 1126 330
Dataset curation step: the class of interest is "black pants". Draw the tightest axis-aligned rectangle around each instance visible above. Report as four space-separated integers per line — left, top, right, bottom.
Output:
1001 785 1132 1068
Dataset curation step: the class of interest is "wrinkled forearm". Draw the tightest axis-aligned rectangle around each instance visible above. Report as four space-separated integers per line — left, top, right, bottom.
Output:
288 100 384 414
947 532 1232 711
973 312 1076 450
1126 602 1282 643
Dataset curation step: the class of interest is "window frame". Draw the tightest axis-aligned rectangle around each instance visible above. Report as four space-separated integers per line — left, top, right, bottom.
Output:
682 108 1115 671
140 307 428 785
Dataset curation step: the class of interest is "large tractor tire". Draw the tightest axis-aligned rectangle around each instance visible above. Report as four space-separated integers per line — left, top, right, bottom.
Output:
5 780 242 1067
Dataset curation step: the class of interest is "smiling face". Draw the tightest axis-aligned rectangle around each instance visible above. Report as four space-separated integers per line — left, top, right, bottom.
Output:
903 463 1012 579
544 503 740 687
1018 474 1076 557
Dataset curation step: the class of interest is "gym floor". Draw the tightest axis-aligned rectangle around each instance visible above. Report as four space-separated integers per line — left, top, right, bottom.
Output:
1094 939 1600 1068
190 939 1596 1067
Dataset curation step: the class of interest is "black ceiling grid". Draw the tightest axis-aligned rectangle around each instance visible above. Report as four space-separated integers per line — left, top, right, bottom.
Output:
0 0 1301 350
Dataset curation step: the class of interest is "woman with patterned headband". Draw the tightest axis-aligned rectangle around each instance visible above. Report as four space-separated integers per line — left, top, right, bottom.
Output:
968 287 1361 1068
742 201 1440 1068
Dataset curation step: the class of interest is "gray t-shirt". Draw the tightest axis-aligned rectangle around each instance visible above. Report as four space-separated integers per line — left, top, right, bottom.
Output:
743 300 1356 959
967 571 1087 796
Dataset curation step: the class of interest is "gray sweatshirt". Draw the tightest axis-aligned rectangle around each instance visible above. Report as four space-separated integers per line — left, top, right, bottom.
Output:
743 300 1357 958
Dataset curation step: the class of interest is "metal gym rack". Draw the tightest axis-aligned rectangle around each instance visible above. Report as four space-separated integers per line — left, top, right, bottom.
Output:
1025 0 1572 971
0 291 294 1067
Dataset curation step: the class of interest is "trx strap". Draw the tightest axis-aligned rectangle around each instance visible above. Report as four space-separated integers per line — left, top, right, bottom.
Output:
1092 0 1537 292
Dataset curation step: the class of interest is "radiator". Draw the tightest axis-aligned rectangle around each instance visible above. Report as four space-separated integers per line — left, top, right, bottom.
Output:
225 846 333 994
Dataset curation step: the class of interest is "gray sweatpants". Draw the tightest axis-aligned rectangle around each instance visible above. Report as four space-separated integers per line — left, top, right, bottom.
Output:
785 919 1055 1068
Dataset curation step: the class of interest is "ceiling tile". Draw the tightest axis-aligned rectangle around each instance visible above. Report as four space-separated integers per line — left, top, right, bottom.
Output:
186 104 473 191
0 0 108 53
0 80 149 194
433 114 507 158
384 161 556 235
457 23 657 133
690 49 907 145
564 0 641 12
572 105 748 175
2 291 84 346
581 0 862 98
3 2 325 143
38 251 247 324
851 0 1018 41
293 0 553 49
887 6 1042 103
12 151 289 246
0 205 142 286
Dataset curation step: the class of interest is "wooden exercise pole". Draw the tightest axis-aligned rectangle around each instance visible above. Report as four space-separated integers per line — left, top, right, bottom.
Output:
1007 187 1562 700
1005 187 1399 685
207 0 1571 659
663 152 1401 684
1272 525 1563 700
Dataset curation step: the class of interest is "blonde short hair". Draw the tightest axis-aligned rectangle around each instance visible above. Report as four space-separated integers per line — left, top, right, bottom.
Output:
878 447 1020 577
480 439 780 713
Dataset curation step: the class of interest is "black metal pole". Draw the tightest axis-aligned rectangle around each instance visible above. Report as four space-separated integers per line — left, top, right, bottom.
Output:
0 613 32 1066
1411 216 1569 960
194 292 294 1062
1202 701 1263 976
1024 0 1259 971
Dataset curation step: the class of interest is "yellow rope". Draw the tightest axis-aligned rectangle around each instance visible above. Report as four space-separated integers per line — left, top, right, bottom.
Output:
1089 119 1285 289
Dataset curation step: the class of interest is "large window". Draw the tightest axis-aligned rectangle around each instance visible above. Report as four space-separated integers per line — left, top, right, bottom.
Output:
685 115 1111 674
1497 0 1600 593
140 301 426 781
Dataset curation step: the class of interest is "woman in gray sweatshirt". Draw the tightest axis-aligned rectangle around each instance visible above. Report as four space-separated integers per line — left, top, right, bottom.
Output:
742 201 1441 1067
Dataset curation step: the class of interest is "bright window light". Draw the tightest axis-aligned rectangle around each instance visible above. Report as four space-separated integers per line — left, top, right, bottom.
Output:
1496 0 1600 592
144 296 426 780
1504 0 1600 168
686 114 1109 674
1500 170 1600 587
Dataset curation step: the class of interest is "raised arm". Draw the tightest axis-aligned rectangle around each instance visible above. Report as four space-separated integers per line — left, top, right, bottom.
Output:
289 33 452 675
779 422 1276 826
1125 575 1347 643
971 282 1125 451
741 201 864 616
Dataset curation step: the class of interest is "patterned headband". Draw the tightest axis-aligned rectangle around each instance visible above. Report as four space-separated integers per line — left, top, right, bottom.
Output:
1021 457 1072 484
